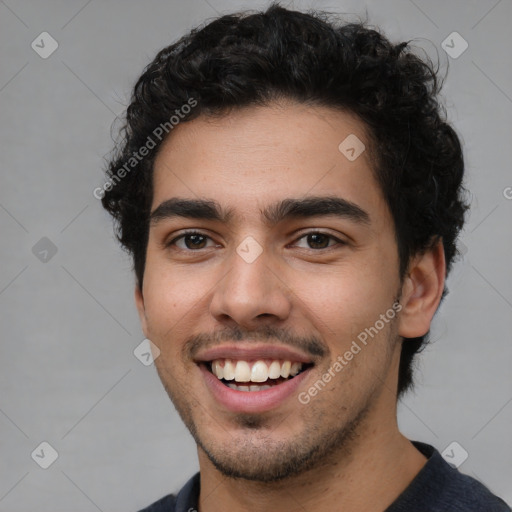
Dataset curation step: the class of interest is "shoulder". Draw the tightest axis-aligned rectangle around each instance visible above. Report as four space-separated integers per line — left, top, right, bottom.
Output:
135 472 200 512
389 442 510 512
442 470 511 512
136 494 177 512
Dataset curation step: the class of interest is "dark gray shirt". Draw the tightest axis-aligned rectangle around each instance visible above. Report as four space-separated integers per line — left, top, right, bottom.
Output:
137 441 510 511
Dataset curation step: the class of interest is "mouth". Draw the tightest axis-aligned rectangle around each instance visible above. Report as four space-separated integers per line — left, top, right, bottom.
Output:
205 358 314 392
194 344 316 412
196 350 315 413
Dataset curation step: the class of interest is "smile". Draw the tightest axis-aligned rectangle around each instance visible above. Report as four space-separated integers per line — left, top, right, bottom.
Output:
194 344 316 412
209 359 311 392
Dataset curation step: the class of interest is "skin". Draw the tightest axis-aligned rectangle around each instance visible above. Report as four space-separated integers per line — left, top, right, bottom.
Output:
135 101 445 512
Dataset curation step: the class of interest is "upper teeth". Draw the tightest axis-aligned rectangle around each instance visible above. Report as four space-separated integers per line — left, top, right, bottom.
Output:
211 359 303 382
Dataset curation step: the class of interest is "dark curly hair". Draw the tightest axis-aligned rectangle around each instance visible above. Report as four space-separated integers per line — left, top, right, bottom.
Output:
101 3 468 399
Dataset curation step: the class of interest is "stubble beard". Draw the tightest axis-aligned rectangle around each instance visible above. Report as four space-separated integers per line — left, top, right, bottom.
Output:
156 361 375 483
154 310 400 483
195 404 372 483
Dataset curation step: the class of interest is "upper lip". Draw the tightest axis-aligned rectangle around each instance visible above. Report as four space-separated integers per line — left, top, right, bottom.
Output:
193 344 315 364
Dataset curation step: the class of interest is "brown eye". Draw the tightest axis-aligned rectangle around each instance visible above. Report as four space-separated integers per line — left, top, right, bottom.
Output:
306 233 331 249
294 231 343 250
168 232 215 250
183 234 207 249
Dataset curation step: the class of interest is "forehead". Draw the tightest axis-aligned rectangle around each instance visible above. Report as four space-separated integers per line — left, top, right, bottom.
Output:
152 102 388 226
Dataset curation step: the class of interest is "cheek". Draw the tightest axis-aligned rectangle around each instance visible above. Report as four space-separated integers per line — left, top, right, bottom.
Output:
141 268 201 346
144 256 203 306
290 263 393 329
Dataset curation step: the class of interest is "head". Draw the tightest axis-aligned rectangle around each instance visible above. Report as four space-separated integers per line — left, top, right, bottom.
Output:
101 4 468 481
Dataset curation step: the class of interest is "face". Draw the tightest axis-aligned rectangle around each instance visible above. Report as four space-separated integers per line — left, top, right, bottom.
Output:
136 102 406 482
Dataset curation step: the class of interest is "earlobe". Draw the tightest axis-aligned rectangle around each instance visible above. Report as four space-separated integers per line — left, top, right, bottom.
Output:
134 285 149 337
398 239 446 339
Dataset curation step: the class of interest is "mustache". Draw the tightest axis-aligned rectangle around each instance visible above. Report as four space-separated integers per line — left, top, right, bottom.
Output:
185 325 327 360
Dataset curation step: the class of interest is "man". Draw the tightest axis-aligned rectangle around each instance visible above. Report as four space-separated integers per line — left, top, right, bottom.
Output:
101 4 510 511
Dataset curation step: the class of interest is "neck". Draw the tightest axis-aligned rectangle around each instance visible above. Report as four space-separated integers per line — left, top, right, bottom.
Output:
197 394 427 512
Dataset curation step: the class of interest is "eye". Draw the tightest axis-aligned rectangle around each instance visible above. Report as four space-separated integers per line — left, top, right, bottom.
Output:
292 231 344 250
168 231 217 250
166 230 344 252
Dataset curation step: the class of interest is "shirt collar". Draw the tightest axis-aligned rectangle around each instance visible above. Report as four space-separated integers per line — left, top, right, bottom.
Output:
173 441 445 512
174 472 200 512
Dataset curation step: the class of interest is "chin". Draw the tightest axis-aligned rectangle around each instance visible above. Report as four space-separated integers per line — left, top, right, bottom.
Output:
193 407 367 483
199 438 323 482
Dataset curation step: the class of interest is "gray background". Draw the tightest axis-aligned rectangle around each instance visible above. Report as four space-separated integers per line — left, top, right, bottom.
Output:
1 0 511 510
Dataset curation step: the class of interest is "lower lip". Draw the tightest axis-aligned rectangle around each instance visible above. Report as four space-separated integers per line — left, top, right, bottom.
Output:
199 364 312 413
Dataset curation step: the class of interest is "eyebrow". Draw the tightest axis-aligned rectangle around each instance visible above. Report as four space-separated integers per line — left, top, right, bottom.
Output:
150 196 371 226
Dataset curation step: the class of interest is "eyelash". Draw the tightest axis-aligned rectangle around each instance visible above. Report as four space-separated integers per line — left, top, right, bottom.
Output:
166 230 345 251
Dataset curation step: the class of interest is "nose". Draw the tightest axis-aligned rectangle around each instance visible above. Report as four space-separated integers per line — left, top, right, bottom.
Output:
209 244 292 330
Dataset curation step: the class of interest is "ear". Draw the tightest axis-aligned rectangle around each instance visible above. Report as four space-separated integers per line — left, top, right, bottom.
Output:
135 285 149 338
398 238 446 338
